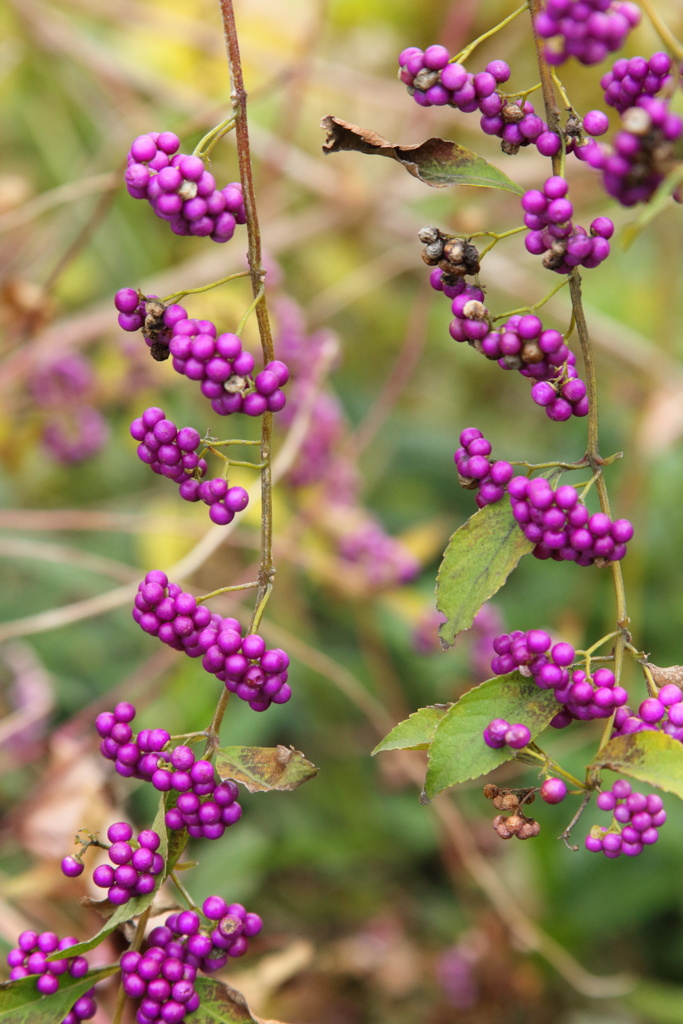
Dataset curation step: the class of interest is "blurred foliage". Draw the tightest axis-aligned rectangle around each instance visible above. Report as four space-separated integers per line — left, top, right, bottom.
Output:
1 0 683 1021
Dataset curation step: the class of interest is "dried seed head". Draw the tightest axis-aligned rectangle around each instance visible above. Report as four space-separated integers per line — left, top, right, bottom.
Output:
502 103 524 124
458 473 479 490
521 341 544 363
150 340 170 362
565 110 583 139
224 374 249 394
501 354 523 370
492 815 514 840
516 819 541 840
622 106 652 136
506 814 525 834
414 69 440 92
483 784 500 800
462 299 488 321
418 225 440 245
424 240 444 261
178 179 199 201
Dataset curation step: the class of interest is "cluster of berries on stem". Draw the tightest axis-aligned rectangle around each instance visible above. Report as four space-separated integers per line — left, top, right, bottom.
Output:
534 0 641 67
90 823 164 905
508 476 633 564
121 900 261 1024
125 132 246 242
522 175 614 273
586 780 666 857
130 407 249 526
454 427 513 508
398 48 562 157
132 571 292 710
6 931 93 1020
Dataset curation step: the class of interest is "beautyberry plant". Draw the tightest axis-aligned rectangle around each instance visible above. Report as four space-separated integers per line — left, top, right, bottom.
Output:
323 0 683 888
0 4 317 1023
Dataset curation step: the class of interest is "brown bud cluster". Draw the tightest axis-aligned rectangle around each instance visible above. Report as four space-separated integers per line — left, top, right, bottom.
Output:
492 811 541 841
142 296 171 362
419 227 480 278
485 785 539 840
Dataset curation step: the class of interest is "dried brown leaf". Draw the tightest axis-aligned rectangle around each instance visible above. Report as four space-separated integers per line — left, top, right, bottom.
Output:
648 663 683 688
321 116 522 193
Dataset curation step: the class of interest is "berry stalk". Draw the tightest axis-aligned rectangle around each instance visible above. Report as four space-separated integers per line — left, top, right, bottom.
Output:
529 0 629 706
211 0 278 743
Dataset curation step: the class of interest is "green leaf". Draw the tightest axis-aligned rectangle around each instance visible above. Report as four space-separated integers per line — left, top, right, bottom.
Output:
0 966 118 1024
590 731 683 798
622 163 683 249
48 797 170 960
215 746 318 794
437 501 534 648
372 704 453 754
321 116 523 193
423 671 559 801
190 977 274 1024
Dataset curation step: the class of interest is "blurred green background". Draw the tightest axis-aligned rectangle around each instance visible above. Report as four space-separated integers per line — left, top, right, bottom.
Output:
1 0 683 1021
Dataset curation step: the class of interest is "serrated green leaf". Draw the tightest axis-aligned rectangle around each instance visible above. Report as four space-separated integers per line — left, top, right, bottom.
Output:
48 797 170 960
591 731 683 798
0 966 118 1024
190 978 259 1023
215 746 318 794
321 116 523 193
622 163 683 249
372 705 453 754
423 672 559 800
437 502 534 648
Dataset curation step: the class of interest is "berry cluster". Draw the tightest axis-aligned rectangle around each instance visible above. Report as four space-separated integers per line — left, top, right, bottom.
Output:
6 932 90 1002
534 0 641 67
133 571 213 659
601 52 673 113
522 176 614 273
489 628 630 728
30 354 108 464
198 615 292 710
490 628 576 682
120 901 261 1024
550 666 629 726
132 571 293 710
431 267 587 421
96 701 171 781
530 373 588 422
116 292 290 415
483 718 531 749
91 823 164 905
337 518 420 586
454 427 513 508
169 317 288 416
585 780 666 857
151 746 243 840
125 132 245 242
581 96 683 206
612 683 683 741
398 48 561 156
130 407 249 526
508 476 633 564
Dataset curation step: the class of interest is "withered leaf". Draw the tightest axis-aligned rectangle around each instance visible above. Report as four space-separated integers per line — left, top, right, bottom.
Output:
321 116 522 194
648 664 683 688
215 745 318 794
